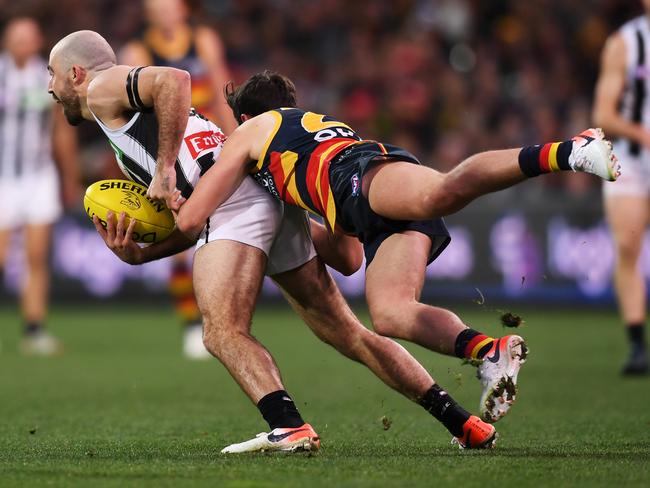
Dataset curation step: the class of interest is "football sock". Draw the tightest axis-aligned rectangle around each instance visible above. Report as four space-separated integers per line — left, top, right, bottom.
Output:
257 390 305 430
518 141 573 177
454 328 495 360
419 384 470 437
168 261 201 326
627 323 647 350
24 322 43 336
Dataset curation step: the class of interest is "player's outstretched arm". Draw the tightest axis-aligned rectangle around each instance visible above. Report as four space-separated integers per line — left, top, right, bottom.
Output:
310 219 363 276
93 211 195 265
176 123 255 239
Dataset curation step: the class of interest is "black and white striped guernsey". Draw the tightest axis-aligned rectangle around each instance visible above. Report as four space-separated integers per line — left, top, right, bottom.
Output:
91 107 225 198
617 16 650 157
0 53 54 179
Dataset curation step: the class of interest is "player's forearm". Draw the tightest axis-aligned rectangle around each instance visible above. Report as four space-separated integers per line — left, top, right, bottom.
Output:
152 69 191 168
594 110 647 144
52 106 80 182
310 220 363 276
138 228 196 263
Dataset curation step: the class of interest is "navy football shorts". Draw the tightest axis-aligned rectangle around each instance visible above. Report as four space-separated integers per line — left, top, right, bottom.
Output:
328 141 451 266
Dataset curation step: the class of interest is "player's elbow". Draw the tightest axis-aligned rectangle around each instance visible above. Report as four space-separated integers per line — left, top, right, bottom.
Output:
176 212 204 240
339 247 363 276
592 107 607 130
334 238 364 276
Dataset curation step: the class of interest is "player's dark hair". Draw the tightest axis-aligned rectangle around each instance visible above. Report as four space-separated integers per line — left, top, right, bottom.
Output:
224 70 297 123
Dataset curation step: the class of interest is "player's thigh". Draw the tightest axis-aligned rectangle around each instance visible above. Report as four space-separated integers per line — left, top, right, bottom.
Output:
23 223 52 267
271 256 359 346
365 161 444 220
604 194 649 258
365 231 432 315
193 240 267 332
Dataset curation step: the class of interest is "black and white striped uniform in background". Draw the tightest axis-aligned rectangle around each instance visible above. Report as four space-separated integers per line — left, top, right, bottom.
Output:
0 53 61 229
606 15 650 197
91 70 315 274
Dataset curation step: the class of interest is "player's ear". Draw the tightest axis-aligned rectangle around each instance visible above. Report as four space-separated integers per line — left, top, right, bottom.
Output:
71 65 87 85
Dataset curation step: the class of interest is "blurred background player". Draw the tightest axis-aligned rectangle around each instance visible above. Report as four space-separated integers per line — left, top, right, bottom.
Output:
120 0 237 359
593 0 650 375
0 17 80 355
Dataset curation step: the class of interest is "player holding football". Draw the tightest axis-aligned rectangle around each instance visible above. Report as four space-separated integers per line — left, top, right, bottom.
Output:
175 71 621 425
48 30 504 452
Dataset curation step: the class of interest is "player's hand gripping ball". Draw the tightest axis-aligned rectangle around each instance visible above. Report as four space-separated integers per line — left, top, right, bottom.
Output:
84 179 175 243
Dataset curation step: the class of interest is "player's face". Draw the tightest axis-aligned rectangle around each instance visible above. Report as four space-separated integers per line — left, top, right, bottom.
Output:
4 18 42 64
144 0 188 29
47 61 84 126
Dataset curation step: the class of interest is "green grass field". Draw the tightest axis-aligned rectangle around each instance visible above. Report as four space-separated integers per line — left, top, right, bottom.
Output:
0 302 649 487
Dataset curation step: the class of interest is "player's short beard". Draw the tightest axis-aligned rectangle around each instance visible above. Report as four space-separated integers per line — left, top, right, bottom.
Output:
58 87 84 126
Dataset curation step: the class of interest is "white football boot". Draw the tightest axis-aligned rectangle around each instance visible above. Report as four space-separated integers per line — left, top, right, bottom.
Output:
221 424 320 454
20 330 64 356
183 323 211 360
477 335 528 423
569 128 620 181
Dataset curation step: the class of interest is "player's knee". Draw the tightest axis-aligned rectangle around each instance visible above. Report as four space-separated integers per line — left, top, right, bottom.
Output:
369 302 408 338
421 184 465 218
615 236 643 263
202 320 243 357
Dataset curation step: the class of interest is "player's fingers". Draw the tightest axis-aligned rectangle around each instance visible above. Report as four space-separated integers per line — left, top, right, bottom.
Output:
116 212 126 241
105 211 116 242
125 216 137 242
167 190 183 211
92 215 108 240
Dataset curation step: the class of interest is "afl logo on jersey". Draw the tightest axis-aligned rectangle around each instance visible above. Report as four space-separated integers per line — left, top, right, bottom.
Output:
351 173 360 197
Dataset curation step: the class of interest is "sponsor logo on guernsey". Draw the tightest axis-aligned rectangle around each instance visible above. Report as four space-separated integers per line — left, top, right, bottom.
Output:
252 170 281 200
184 130 226 159
351 173 360 197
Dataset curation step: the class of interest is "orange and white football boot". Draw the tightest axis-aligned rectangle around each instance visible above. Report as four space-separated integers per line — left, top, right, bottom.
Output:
569 128 620 181
220 423 320 454
477 335 528 423
451 415 498 449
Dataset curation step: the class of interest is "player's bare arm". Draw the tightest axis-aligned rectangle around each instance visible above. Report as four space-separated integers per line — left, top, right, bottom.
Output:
88 65 191 209
593 33 650 147
175 112 275 238
93 211 195 265
51 104 81 208
309 220 363 276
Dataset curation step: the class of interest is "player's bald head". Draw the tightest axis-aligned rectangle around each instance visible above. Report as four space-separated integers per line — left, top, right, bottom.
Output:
50 30 116 72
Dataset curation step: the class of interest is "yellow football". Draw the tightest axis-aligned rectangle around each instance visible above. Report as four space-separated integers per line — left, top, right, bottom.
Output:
84 179 175 243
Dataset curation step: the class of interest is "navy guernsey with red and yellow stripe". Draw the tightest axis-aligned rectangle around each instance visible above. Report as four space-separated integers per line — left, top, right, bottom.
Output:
252 108 364 230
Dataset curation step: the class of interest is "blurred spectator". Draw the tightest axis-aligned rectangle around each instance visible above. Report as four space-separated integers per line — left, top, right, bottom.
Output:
0 0 641 190
0 17 80 355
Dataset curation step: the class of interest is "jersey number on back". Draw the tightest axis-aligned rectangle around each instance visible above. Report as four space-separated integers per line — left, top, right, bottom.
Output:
300 112 357 142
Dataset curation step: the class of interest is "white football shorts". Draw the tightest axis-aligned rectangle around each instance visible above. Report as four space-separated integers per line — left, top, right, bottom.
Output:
194 176 316 276
604 141 650 197
0 165 62 230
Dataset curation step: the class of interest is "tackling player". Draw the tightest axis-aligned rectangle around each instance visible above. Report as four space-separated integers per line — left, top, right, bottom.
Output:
48 30 501 452
176 71 621 423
